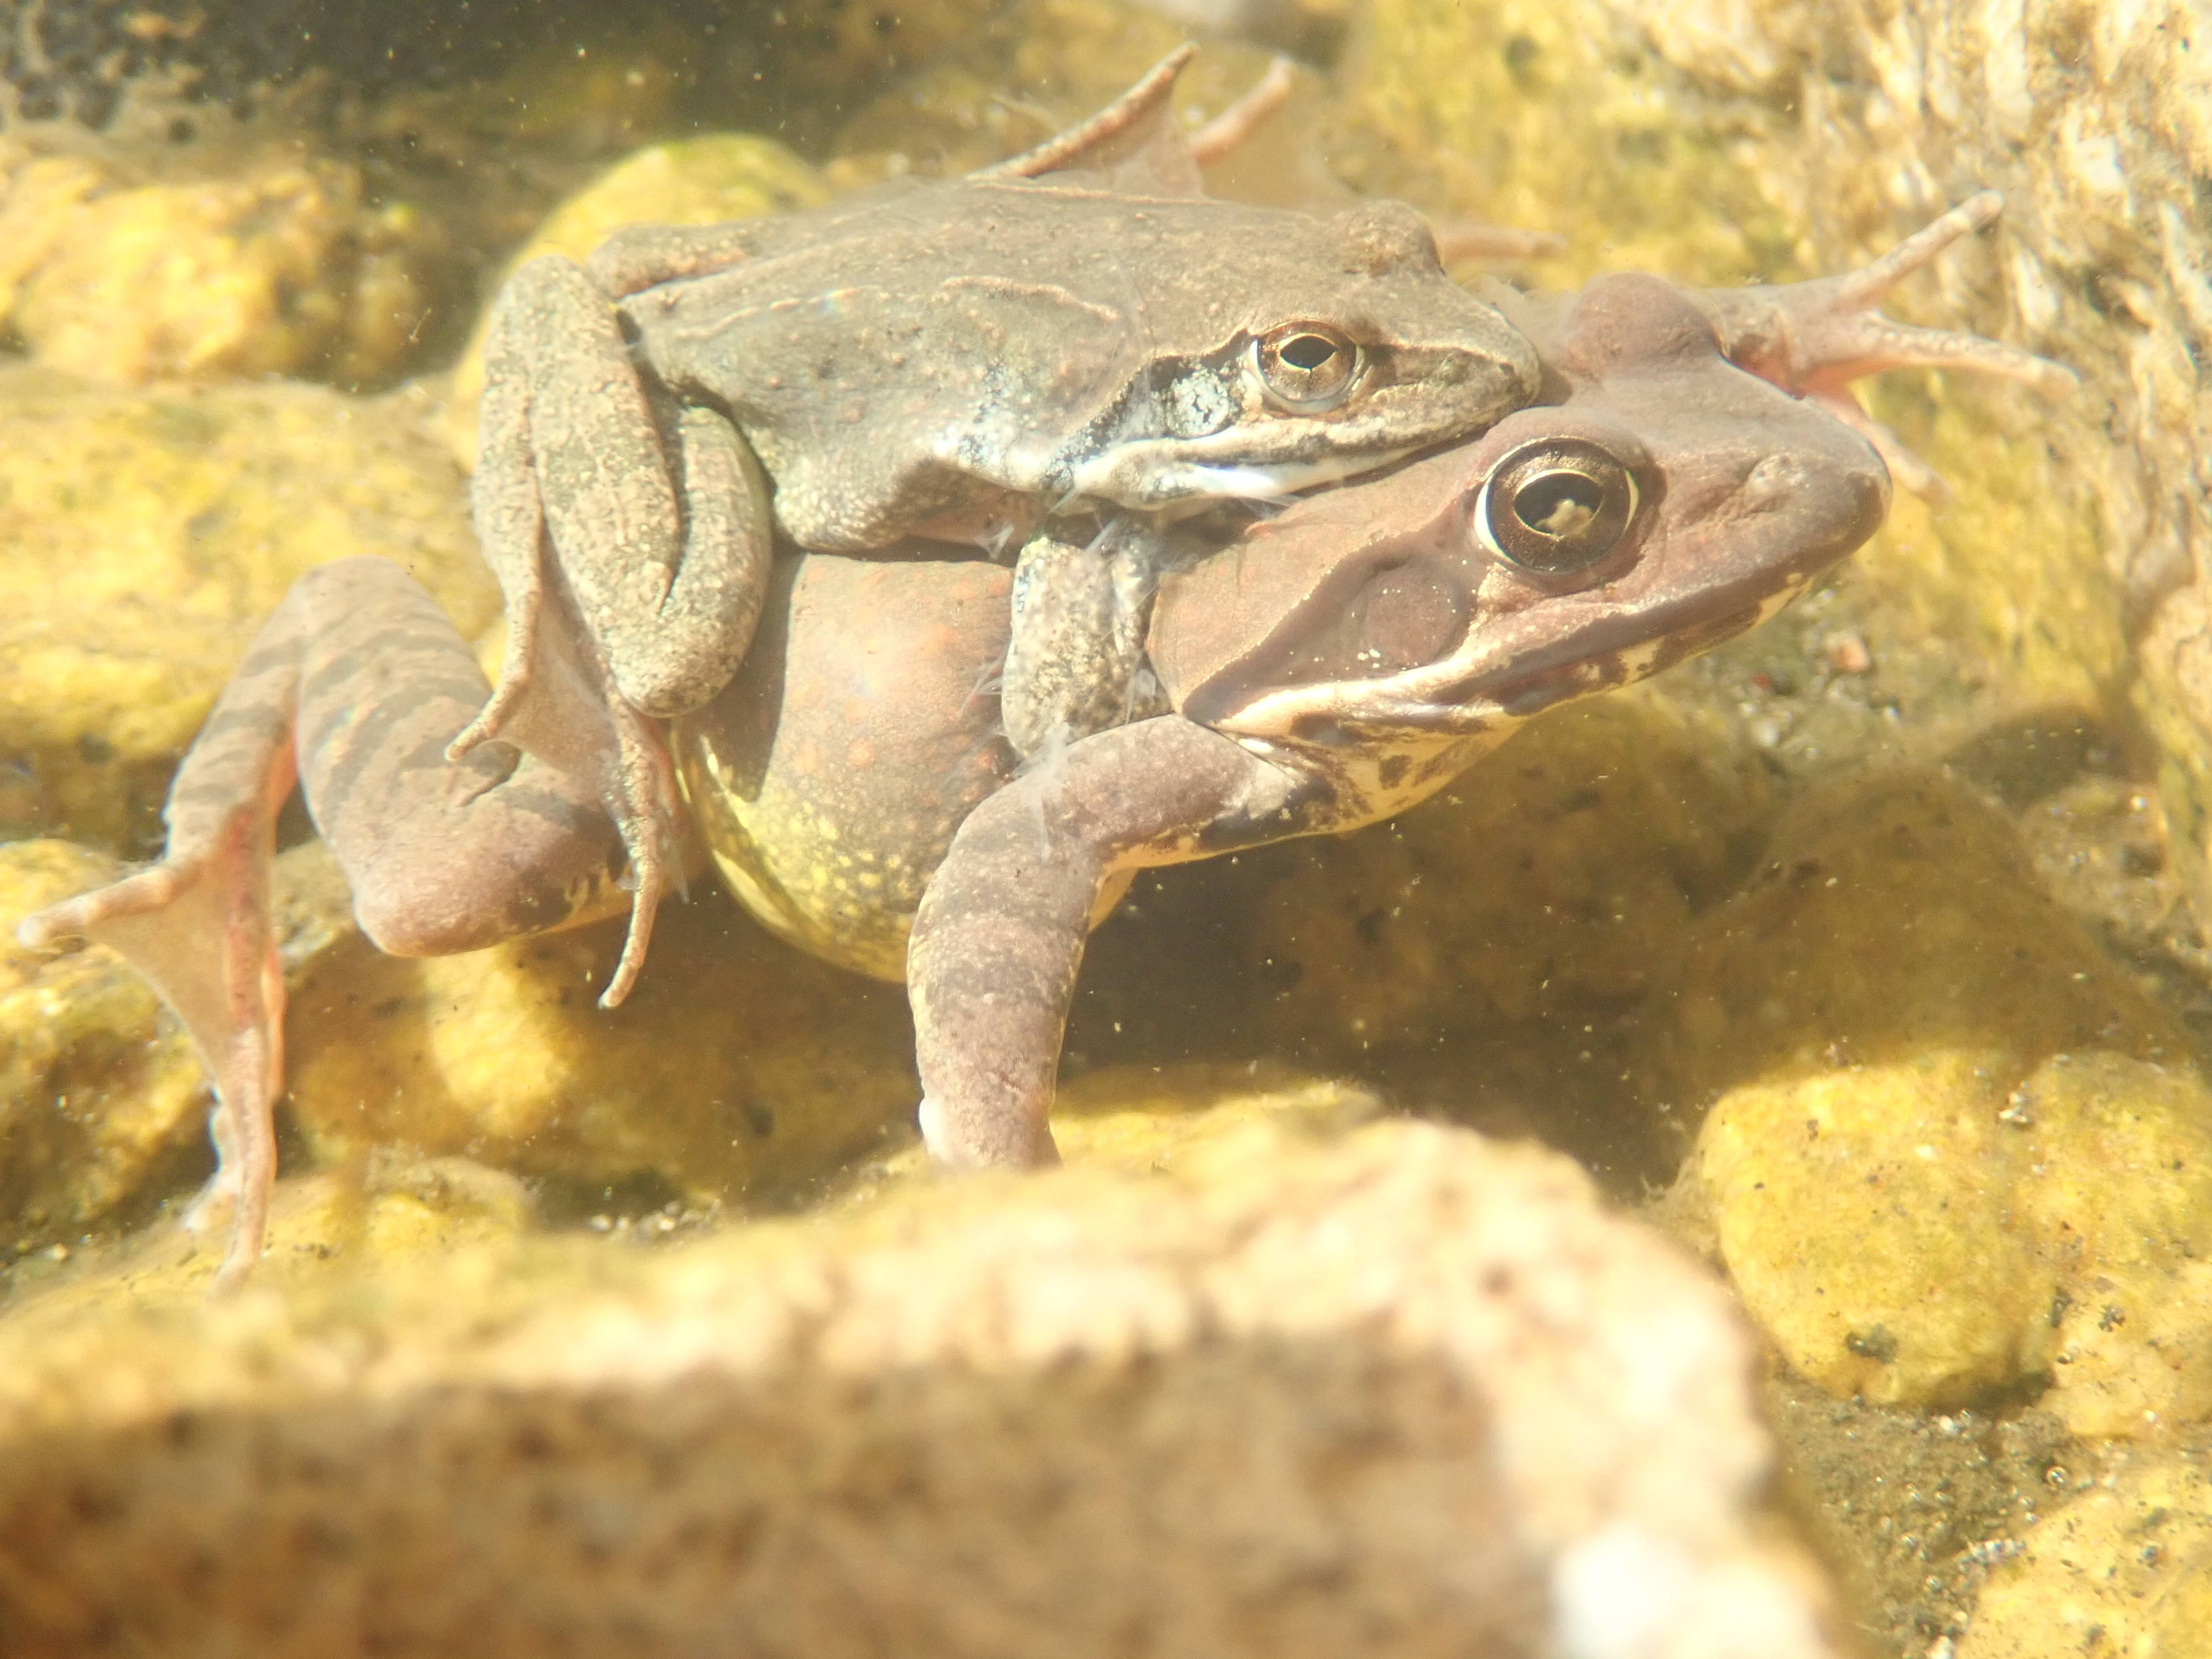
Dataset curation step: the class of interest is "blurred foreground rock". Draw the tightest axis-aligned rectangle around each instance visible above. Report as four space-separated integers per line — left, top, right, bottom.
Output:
0 1118 1836 1659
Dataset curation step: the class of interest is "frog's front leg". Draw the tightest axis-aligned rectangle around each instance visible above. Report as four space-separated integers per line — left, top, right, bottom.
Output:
1000 519 1171 760
907 715 1303 1165
18 557 634 1287
458 254 774 747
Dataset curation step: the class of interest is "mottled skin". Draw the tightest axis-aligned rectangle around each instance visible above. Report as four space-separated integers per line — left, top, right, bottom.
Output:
458 45 1540 1003
900 197 2069 1166
18 198 2062 1282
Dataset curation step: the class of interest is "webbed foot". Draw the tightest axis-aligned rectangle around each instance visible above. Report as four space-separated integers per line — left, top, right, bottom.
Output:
1699 192 2075 497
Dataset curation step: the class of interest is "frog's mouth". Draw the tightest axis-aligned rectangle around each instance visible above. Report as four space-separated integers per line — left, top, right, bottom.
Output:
1069 439 1417 510
1187 465 1881 750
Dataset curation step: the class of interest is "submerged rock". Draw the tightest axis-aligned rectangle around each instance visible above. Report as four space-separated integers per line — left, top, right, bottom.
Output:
1959 1441 2212 1659
0 841 208 1254
0 366 494 852
0 1119 1839 1659
0 149 449 386
281 881 922 1220
1663 778 2212 1425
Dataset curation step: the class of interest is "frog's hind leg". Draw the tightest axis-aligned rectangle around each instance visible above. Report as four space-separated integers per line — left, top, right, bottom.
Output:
1693 192 2076 497
18 557 630 1288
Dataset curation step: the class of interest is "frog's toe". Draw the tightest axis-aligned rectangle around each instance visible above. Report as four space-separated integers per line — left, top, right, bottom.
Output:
1807 315 2077 398
917 1093 1062 1169
1812 391 1948 502
181 1161 240 1240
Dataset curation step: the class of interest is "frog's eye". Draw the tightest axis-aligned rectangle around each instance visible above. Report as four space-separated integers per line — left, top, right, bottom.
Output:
1253 323 1363 413
1474 437 1640 576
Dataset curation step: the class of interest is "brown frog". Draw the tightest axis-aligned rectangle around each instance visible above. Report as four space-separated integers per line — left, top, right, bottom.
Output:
460 44 1540 998
690 194 2070 1165
18 199 2063 1282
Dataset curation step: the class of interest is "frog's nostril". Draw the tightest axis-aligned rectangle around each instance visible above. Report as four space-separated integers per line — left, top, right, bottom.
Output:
1738 452 1804 510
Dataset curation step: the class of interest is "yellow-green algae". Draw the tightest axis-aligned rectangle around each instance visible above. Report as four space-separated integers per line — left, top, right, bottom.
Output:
0 841 208 1253
0 145 448 386
0 366 495 851
1960 1444 2212 1659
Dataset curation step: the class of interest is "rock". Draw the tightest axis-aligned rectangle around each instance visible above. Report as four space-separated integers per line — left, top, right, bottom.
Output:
0 365 495 851
2010 1052 2212 1438
0 148 451 385
442 133 830 465
1239 687 1770 1068
1669 778 2212 1423
828 0 1292 184
1695 1062 2061 1408
1959 1442 2212 1659
281 883 922 1219
0 1119 1841 1659
0 840 209 1254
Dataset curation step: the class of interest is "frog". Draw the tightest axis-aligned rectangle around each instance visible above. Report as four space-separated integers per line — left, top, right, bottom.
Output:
688 192 2073 1166
457 41 1543 1008
17 195 2063 1284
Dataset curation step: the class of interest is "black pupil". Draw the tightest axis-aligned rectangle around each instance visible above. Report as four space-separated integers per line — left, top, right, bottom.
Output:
1280 335 1339 371
1513 471 1605 538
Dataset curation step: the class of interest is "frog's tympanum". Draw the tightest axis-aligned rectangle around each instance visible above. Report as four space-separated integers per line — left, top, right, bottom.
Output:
20 196 2066 1282
457 46 1539 1004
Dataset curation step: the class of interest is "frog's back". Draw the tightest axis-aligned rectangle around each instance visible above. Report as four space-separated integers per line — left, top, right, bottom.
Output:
615 179 1525 549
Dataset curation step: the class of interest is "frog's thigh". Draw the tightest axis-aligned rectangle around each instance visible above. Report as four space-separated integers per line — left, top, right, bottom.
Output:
479 256 774 719
291 559 630 953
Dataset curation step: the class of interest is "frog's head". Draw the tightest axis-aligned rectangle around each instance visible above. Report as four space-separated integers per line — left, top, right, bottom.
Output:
1066 200 1542 508
1150 272 1890 816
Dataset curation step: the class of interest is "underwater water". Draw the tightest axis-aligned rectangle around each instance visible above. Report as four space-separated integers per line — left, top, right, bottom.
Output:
0 1 2207 1654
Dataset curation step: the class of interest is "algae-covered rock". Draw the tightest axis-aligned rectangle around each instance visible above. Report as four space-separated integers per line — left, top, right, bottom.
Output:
283 885 920 1216
0 840 208 1253
1240 687 1770 1062
1695 1061 2060 1408
1959 1444 2212 1659
1668 779 2212 1420
0 1120 1840 1659
830 0 1290 182
0 151 450 385
443 133 830 465
2010 1052 2212 1438
1338 0 1798 283
0 366 495 851
1647 776 2179 1107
